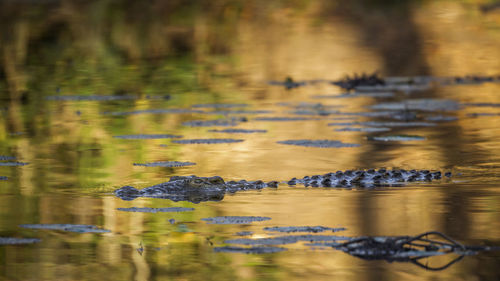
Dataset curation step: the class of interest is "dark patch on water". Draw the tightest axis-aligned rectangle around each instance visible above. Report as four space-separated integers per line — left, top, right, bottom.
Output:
367 135 426 142
19 224 110 233
214 246 287 254
371 99 460 111
356 84 431 92
206 110 272 115
277 140 360 148
328 121 436 127
133 161 196 167
331 73 385 91
425 115 458 122
103 109 204 116
463 103 500 108
0 176 8 180
201 216 271 224
254 117 318 121
225 234 349 245
0 237 41 245
236 231 253 236
0 156 16 161
208 129 267 134
0 162 29 166
289 110 340 116
192 103 249 108
313 92 395 99
335 127 391 132
113 134 182 139
467 113 500 117
268 77 306 89
182 118 247 127
117 207 194 213
173 139 244 144
263 226 347 233
46 95 137 101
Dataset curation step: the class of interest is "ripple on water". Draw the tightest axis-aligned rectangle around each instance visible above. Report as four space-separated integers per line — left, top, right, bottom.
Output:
277 140 360 148
201 216 271 224
0 237 41 245
133 161 196 167
263 226 347 233
371 99 460 111
208 128 267 134
19 224 110 233
113 134 182 139
117 207 195 213
0 162 29 166
213 246 287 254
367 135 426 142
173 139 244 144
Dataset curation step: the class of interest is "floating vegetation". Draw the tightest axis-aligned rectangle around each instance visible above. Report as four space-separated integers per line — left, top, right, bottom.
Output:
113 134 182 139
214 246 287 254
0 176 7 180
328 121 436 127
277 140 360 148
182 118 247 127
225 235 348 246
173 139 244 144
208 129 267 134
0 162 29 166
116 207 194 213
201 216 271 224
367 135 426 142
0 237 41 245
103 109 204 116
313 92 395 98
263 226 346 233
335 127 391 132
0 156 16 161
133 161 196 167
331 72 385 91
254 117 318 121
192 103 248 108
19 224 110 233
371 99 460 111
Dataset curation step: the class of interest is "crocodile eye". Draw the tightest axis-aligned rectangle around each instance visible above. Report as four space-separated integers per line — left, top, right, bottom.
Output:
193 178 204 184
209 176 224 184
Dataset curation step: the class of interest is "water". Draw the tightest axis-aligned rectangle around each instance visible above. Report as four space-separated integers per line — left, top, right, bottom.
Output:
1 1 500 280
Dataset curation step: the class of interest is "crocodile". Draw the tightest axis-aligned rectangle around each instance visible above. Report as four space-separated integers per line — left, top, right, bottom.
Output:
286 168 449 188
114 175 279 203
114 169 449 202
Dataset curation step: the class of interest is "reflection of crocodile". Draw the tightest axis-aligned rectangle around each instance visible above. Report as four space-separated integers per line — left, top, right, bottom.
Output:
287 169 449 188
115 175 279 203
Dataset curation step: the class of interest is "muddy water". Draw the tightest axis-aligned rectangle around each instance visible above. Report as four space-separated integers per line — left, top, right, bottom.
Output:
1 1 500 281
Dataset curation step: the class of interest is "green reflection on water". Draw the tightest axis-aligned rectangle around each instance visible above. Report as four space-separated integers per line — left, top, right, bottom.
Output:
1 0 500 281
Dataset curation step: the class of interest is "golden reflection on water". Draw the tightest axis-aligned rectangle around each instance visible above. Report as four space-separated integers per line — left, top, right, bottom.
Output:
1 1 500 281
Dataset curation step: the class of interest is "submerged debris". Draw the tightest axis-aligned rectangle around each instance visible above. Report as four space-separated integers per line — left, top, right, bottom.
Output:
277 140 360 148
117 207 194 213
201 216 271 224
172 139 244 144
19 224 110 233
263 226 346 233
133 161 195 167
331 231 498 270
0 237 41 245
214 246 287 254
113 134 182 139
